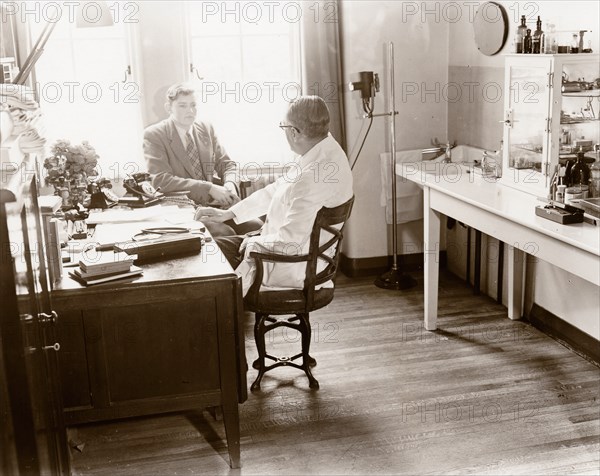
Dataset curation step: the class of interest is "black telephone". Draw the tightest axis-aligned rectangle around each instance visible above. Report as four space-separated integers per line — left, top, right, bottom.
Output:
121 172 164 207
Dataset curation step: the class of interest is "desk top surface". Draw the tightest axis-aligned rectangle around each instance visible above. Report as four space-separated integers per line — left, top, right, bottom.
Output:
397 162 600 257
52 206 236 294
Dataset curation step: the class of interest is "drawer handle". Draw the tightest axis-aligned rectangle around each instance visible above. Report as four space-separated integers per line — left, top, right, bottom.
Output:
39 310 58 324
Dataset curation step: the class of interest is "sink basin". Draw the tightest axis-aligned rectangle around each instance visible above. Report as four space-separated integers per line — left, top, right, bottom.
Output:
419 145 499 180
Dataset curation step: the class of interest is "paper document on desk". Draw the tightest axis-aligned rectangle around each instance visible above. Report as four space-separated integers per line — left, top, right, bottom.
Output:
163 208 196 225
87 205 182 224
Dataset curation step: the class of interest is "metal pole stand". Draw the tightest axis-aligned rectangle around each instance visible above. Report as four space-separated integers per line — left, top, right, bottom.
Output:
375 42 417 291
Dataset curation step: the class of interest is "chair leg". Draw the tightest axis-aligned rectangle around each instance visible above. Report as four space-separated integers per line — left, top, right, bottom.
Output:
299 313 319 389
251 313 267 391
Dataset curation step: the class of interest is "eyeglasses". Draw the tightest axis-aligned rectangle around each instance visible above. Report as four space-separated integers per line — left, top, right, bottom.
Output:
279 121 300 133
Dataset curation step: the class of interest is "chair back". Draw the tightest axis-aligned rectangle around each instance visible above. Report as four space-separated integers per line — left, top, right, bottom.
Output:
245 195 354 314
302 195 354 306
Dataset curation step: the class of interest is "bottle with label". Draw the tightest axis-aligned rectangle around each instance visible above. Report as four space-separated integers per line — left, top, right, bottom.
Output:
555 184 566 203
571 33 579 53
515 15 527 53
533 16 544 53
524 29 533 54
569 147 590 186
544 23 557 54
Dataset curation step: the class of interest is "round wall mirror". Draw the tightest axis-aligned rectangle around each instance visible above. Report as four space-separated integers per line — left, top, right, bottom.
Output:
473 2 509 55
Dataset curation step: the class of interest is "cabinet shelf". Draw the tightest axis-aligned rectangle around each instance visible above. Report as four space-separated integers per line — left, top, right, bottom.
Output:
561 118 599 124
562 90 600 97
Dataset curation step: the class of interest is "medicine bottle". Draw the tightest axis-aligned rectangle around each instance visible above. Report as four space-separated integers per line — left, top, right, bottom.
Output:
515 15 527 53
569 147 590 186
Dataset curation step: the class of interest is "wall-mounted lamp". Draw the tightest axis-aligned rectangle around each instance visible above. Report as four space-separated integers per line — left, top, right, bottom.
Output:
348 71 380 99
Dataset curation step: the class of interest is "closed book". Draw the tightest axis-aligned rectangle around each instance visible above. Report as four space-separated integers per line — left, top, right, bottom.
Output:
69 265 143 286
73 264 133 280
76 261 132 277
79 252 136 273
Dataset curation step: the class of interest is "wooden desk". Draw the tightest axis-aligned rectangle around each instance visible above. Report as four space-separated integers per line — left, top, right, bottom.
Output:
397 163 600 331
51 226 247 468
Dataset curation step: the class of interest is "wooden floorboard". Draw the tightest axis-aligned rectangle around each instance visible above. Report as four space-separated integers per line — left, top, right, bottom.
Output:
69 271 600 475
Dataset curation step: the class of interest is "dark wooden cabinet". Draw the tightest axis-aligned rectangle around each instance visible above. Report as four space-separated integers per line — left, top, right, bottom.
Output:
1 144 70 476
51 238 248 468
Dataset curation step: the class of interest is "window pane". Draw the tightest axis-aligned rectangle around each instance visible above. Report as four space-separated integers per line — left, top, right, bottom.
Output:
191 37 242 81
30 20 144 180
242 35 295 83
187 1 301 167
188 3 241 37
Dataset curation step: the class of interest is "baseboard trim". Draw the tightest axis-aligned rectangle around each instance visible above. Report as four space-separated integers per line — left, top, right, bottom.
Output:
528 304 599 366
340 252 446 278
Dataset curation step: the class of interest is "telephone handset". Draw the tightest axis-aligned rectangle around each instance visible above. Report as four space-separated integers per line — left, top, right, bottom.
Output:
123 172 164 199
121 172 164 207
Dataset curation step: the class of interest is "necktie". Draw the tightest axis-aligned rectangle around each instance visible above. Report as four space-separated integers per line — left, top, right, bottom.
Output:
185 132 204 180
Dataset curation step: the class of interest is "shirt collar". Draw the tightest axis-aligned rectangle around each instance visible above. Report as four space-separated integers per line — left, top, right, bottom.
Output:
173 122 193 137
298 134 331 168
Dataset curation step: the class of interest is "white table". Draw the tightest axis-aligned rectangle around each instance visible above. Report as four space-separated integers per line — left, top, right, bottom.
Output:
397 162 600 330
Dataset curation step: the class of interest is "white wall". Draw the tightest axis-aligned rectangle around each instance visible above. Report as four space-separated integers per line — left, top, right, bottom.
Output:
449 1 600 67
340 1 449 260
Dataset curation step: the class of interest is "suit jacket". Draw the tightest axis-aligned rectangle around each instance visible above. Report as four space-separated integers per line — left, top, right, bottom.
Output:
143 118 238 204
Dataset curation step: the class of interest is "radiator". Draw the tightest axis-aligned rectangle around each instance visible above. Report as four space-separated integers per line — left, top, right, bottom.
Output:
239 165 287 198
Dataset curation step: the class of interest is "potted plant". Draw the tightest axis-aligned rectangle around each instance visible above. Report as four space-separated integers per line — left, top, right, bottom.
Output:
43 139 99 210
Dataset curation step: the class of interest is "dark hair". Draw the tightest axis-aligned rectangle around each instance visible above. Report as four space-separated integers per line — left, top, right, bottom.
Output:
165 83 197 103
287 96 330 139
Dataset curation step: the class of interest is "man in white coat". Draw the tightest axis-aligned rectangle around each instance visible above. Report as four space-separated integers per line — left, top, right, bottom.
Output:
194 95 353 296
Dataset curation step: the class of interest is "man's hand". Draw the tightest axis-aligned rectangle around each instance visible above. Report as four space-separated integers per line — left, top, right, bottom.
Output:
208 184 240 208
194 207 235 223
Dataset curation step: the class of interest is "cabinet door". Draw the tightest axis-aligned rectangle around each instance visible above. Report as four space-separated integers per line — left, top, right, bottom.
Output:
0 173 70 475
502 56 552 195
553 56 600 187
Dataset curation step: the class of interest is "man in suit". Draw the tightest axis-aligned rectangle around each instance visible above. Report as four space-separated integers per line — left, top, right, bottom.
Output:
143 83 261 236
193 95 353 296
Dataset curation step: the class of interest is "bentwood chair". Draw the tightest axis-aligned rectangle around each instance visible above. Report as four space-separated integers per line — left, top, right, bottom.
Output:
244 196 354 390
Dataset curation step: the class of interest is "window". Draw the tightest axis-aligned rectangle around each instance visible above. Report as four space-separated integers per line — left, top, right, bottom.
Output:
31 9 144 180
186 1 302 168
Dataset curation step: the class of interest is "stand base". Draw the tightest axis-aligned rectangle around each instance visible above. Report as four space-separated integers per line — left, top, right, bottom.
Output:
374 267 417 290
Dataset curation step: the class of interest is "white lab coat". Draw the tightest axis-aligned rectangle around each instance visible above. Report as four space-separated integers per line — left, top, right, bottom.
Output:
229 134 353 296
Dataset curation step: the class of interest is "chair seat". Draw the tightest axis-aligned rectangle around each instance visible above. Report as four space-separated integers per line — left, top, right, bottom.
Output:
245 287 335 315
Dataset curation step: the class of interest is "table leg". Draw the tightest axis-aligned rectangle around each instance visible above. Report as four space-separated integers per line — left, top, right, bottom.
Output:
424 189 440 331
507 245 525 320
222 401 240 468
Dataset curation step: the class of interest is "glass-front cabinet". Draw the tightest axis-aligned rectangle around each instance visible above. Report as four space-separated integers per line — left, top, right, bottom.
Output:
501 54 600 197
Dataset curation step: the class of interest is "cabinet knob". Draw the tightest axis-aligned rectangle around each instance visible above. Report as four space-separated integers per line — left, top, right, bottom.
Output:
43 343 60 352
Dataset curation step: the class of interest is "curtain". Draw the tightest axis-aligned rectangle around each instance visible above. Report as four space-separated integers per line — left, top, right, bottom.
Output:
300 0 346 149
